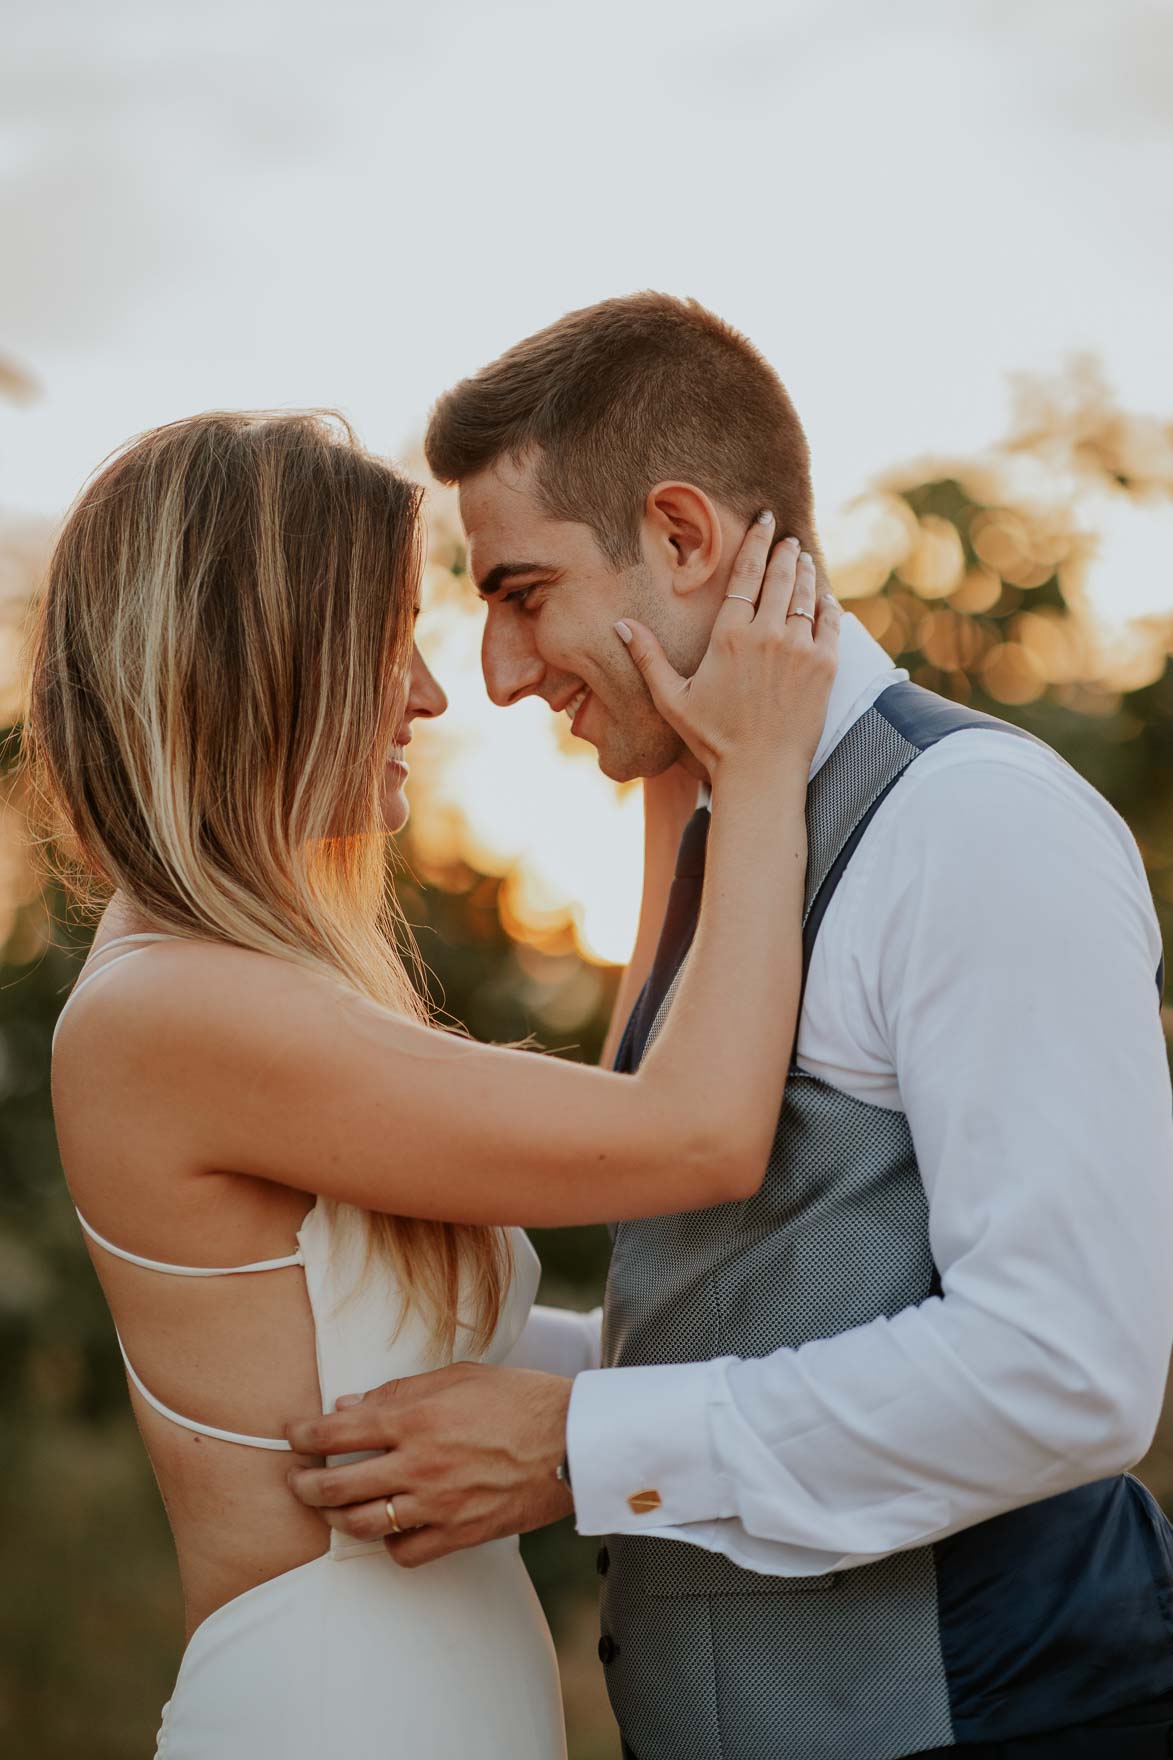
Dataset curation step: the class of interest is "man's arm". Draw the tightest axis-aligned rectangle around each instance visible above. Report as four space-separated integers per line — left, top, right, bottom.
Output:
566 746 1173 1569
600 765 699 1070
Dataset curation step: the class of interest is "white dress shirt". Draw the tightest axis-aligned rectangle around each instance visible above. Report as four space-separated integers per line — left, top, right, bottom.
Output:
554 612 1173 1576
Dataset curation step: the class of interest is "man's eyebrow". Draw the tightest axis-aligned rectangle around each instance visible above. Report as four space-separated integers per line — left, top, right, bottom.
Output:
475 561 555 599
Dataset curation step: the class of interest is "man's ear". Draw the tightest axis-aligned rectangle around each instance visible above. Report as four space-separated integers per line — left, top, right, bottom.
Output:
642 482 724 596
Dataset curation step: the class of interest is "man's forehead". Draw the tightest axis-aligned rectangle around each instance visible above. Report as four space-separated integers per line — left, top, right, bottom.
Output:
460 458 559 587
460 457 538 530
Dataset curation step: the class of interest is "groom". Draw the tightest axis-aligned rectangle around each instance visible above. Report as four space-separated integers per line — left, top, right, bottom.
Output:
288 295 1173 1758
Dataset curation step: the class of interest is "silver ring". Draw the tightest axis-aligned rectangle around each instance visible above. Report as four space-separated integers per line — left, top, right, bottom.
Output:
786 608 815 622
724 593 757 605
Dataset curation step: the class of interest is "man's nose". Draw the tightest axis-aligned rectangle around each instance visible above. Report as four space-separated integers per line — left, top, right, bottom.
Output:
481 611 545 708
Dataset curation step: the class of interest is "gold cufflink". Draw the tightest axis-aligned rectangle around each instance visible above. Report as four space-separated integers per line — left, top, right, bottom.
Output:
627 1488 663 1515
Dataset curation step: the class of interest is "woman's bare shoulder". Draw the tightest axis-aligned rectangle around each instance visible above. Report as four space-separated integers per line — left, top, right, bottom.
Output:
55 935 345 1052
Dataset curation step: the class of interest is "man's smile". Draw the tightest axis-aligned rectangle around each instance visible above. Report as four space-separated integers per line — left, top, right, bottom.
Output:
564 685 592 738
549 682 596 740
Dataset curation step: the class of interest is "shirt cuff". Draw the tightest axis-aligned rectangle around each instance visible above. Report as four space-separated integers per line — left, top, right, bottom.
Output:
565 1358 736 1536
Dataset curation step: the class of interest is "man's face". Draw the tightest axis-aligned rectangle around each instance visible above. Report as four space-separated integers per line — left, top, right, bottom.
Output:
461 455 706 781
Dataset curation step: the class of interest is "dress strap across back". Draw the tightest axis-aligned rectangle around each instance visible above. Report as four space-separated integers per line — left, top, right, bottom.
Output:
111 1330 295 1451
61 932 297 1451
51 933 177 1049
74 1208 304 1278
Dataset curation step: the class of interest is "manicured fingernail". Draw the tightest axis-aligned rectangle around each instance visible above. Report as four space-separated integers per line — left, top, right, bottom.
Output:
614 620 633 644
334 1394 362 1410
799 550 812 567
784 535 801 550
757 509 775 526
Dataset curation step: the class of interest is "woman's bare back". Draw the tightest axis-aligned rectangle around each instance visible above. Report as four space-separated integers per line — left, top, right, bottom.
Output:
53 909 330 1638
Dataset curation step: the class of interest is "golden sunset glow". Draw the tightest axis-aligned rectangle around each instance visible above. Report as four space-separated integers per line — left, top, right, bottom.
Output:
406 570 646 968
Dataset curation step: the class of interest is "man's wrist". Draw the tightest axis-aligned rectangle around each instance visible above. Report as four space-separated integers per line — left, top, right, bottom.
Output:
541 1374 574 1509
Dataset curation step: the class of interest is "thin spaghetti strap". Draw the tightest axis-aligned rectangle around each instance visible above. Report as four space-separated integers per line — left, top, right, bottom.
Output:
110 1325 293 1451
61 928 304 1452
75 1207 305 1276
51 934 181 1050
87 932 181 953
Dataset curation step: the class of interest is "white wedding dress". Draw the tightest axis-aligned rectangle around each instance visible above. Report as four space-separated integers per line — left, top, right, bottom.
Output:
56 935 580 1759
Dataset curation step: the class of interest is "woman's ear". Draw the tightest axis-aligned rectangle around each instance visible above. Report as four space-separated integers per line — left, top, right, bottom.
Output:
642 482 724 596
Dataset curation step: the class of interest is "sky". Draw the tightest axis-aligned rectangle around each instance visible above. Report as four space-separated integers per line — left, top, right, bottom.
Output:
4 0 1172 526
2 0 1172 960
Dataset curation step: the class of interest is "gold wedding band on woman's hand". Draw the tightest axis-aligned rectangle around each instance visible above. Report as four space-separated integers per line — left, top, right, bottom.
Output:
385 1496 402 1535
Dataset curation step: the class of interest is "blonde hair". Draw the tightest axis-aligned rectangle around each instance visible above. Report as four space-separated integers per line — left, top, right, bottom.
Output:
24 409 509 1359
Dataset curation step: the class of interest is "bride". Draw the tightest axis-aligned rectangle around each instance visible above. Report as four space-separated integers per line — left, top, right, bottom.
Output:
27 409 838 1757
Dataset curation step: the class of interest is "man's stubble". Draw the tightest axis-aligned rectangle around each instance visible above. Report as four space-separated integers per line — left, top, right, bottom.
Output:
598 563 713 782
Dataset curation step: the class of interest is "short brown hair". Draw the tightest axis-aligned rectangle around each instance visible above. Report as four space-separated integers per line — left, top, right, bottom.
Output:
424 291 820 567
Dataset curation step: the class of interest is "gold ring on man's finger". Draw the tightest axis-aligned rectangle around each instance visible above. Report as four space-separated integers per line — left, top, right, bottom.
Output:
385 1496 402 1535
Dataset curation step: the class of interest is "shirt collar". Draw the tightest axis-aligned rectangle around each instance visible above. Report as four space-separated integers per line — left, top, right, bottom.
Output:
696 612 904 811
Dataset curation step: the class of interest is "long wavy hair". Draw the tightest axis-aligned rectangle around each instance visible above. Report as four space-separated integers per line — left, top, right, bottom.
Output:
24 409 510 1359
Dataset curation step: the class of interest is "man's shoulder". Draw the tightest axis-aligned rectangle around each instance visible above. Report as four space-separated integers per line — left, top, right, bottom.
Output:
845 684 1113 846
861 717 1147 898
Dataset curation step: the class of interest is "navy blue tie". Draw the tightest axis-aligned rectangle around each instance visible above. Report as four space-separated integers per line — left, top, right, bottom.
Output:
613 806 710 1074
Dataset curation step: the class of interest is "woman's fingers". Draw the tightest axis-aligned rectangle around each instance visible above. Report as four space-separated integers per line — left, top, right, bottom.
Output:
614 618 689 732
786 550 819 629
611 518 841 779
814 589 843 653
753 535 803 631
712 509 776 633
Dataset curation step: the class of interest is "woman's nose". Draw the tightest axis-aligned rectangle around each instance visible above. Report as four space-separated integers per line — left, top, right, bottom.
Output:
408 647 448 721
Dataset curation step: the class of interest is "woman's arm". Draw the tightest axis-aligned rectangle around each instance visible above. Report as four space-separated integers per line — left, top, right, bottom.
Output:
599 764 699 1071
104 533 838 1229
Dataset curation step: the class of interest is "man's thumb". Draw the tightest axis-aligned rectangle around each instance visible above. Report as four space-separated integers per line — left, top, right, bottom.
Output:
615 618 685 717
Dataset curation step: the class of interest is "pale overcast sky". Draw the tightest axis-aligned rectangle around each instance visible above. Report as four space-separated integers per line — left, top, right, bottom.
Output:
3 0 1172 541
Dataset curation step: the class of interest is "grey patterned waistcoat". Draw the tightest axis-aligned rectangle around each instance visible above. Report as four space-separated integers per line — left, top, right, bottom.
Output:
597 683 1173 1760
